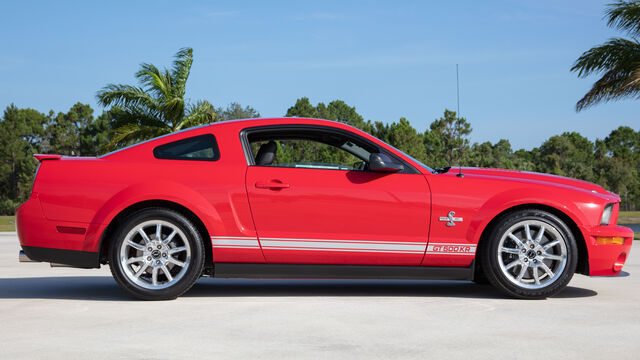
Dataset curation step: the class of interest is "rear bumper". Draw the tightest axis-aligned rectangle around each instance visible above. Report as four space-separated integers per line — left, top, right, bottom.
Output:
20 245 98 268
16 196 100 268
585 225 633 276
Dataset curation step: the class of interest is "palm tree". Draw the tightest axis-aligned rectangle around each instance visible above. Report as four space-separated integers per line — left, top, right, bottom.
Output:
572 1 640 111
97 48 216 150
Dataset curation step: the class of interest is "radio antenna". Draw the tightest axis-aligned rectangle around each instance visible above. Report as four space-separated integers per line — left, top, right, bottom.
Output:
456 64 464 178
456 64 460 117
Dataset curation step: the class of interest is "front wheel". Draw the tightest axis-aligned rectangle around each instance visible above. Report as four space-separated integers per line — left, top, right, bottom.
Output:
108 208 205 300
480 209 578 299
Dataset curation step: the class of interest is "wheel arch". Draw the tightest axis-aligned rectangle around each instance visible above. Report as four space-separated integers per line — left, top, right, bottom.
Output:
98 199 214 272
475 203 589 277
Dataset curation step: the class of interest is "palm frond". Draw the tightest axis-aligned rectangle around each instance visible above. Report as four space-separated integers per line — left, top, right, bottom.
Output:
159 97 186 130
109 106 170 132
571 38 640 77
179 100 216 130
106 123 170 151
576 66 640 110
606 1 640 37
96 84 159 110
572 37 640 110
171 48 193 98
136 63 172 100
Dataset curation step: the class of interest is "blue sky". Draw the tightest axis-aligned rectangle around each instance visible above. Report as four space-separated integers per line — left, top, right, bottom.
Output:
0 0 637 150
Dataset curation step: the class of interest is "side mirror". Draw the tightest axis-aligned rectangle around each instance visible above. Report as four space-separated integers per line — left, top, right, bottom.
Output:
368 153 404 173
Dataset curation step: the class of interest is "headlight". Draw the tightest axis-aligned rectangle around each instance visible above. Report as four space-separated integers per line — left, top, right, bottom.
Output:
600 203 614 225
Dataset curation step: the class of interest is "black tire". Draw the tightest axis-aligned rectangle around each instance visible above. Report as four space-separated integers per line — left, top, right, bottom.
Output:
480 209 577 299
108 207 205 300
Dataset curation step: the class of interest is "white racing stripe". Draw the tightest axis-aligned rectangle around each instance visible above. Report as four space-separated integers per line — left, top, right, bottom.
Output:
259 247 424 254
211 236 427 254
260 239 425 253
259 237 424 246
210 237 476 256
211 236 260 249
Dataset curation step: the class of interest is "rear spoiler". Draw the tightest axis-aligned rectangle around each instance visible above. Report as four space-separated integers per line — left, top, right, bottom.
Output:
34 154 62 162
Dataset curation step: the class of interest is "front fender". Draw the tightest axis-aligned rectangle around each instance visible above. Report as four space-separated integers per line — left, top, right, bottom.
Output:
468 187 593 245
467 188 599 272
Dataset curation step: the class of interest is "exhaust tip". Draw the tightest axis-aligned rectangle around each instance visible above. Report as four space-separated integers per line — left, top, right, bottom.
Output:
19 250 39 263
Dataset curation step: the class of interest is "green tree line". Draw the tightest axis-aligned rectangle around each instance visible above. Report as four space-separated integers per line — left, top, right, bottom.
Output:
1 98 638 214
4 0 640 219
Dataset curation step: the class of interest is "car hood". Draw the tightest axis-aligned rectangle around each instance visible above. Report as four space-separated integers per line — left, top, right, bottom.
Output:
457 167 611 196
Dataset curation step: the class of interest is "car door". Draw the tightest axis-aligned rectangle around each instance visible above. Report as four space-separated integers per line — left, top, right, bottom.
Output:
243 126 431 265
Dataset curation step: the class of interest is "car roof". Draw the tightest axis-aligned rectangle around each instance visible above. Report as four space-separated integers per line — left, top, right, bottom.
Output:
100 117 361 159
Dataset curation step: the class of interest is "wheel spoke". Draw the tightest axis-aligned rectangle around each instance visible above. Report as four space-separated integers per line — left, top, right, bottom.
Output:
126 256 145 265
161 265 173 281
155 224 162 241
517 264 528 281
500 247 521 255
138 228 151 245
134 263 149 278
162 230 177 245
167 256 185 268
169 246 187 255
126 240 146 251
540 262 554 277
543 253 564 261
505 259 520 270
543 240 560 251
535 226 545 243
508 233 525 247
525 224 533 241
152 267 159 286
533 266 541 285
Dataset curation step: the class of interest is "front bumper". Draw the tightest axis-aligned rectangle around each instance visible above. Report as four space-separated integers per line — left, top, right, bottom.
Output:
586 225 633 276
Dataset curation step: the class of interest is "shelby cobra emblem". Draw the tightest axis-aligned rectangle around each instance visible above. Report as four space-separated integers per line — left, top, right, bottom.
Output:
439 211 463 226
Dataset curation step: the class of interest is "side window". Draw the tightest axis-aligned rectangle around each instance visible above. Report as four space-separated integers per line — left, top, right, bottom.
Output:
250 138 370 170
153 134 220 161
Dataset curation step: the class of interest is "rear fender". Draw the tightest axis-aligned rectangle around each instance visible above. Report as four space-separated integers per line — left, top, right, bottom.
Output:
83 181 223 252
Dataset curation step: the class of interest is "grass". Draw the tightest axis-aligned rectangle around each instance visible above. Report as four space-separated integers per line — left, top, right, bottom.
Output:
636 232 640 240
619 211 640 225
0 216 15 232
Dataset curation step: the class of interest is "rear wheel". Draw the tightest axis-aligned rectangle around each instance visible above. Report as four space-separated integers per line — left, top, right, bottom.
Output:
480 209 577 299
108 208 205 300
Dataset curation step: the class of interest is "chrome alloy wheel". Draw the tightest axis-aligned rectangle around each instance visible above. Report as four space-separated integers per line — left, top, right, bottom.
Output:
119 220 191 290
497 220 567 289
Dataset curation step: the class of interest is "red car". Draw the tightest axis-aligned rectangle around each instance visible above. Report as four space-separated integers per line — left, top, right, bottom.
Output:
16 118 633 300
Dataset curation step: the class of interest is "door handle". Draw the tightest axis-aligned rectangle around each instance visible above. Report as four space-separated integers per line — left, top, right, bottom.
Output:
255 180 290 189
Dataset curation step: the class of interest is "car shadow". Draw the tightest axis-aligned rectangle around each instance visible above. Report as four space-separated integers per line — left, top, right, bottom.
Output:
0 276 597 301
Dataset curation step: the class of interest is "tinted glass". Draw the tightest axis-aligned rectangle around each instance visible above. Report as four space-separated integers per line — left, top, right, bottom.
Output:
153 134 220 161
251 138 367 170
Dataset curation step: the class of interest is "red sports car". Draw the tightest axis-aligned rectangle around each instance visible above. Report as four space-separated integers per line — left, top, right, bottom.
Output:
16 118 633 300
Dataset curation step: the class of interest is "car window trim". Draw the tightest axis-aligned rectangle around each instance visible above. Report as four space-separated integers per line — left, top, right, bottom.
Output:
153 133 221 161
239 124 419 174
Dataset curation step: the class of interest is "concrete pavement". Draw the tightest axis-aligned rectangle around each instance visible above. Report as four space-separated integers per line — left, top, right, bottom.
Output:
1 232 638 359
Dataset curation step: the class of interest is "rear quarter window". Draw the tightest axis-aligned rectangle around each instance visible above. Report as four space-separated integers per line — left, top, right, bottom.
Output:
153 134 220 161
